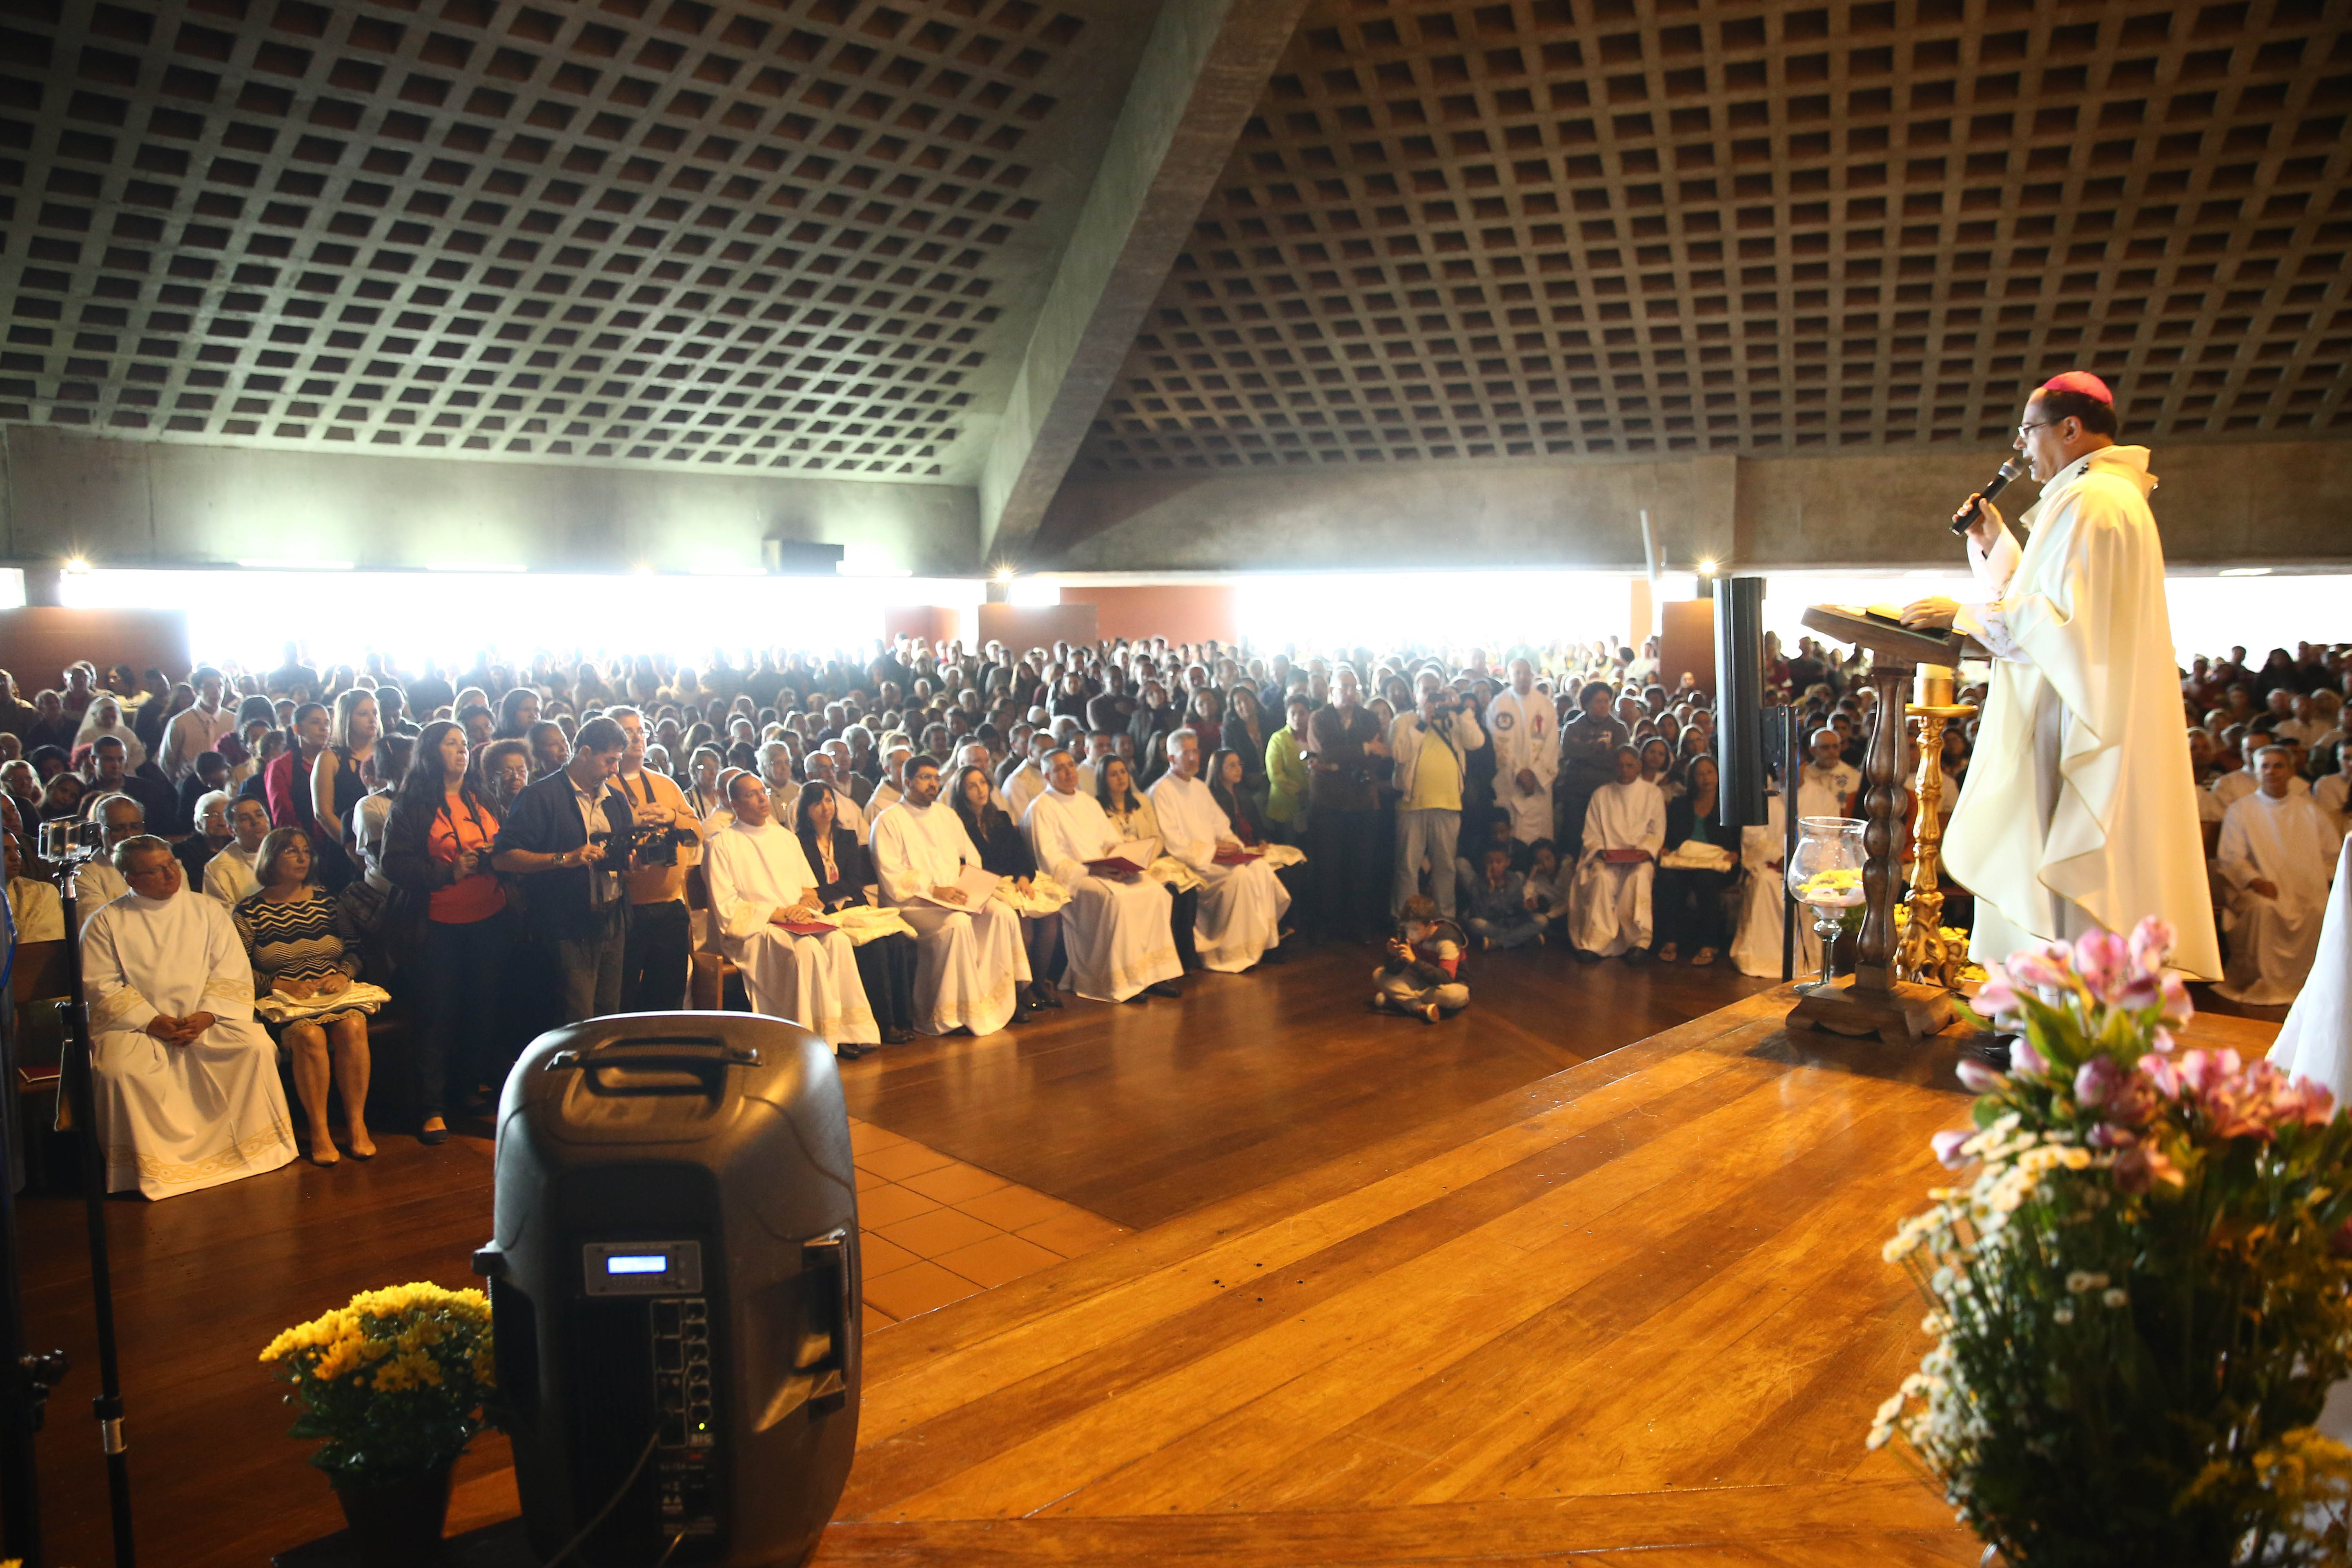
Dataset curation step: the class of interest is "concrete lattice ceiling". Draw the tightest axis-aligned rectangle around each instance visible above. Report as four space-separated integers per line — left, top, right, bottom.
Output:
5 0 2352 512
0 0 1155 481
1076 0 2352 474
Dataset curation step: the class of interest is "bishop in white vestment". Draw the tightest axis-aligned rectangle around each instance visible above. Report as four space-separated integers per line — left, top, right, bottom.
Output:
2271 835 2352 1100
1486 660 1557 845
2214 749 2344 1005
80 837 296 1199
1903 372 2221 978
1150 731 1288 971
1023 752 1181 1002
869 760 1029 1035
703 779 878 1049
1570 749 1666 958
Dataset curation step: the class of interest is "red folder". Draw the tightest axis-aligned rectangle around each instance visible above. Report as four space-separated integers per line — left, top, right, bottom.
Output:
1600 848 1650 864
1213 849 1263 865
782 922 835 935
1085 857 1145 875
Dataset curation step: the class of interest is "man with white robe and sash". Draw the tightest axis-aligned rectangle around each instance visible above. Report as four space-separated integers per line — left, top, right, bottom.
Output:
703 771 879 1057
1486 658 1557 846
80 834 297 1199
1570 746 1666 960
1150 727 1290 972
2215 746 2343 1005
868 755 1029 1036
1022 748 1184 1002
1902 370 2222 979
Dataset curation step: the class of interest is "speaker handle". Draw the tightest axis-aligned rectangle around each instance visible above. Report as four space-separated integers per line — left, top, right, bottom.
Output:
543 1038 764 1071
799 1229 853 1415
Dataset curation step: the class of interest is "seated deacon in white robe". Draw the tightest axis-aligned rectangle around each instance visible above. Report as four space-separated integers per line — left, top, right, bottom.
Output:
1148 727 1289 971
1731 786 1821 980
702 773 879 1058
79 835 296 1199
1796 728 1859 820
73 792 146 910
2216 746 2345 1005
204 795 272 906
6 831 62 942
1023 748 1183 1003
1570 746 1666 960
869 756 1029 1036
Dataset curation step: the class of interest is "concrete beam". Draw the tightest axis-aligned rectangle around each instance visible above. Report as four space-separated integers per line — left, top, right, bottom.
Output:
976 0 1310 568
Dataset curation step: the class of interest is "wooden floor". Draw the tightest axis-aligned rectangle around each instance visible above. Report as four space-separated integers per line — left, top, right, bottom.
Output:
5 939 2278 1566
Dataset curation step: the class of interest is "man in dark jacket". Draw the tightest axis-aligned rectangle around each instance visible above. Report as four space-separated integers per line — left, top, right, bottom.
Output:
493 715 634 1021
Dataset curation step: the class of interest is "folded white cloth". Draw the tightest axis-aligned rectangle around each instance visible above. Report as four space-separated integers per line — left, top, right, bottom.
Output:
996 873 1072 917
254 981 392 1023
827 904 919 948
1660 842 1737 872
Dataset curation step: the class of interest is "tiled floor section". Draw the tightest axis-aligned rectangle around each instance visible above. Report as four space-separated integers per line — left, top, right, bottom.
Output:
850 1117 1130 1331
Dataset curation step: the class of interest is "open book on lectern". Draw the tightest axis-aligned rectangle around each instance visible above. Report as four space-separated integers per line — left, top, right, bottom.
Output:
1799 604 1971 666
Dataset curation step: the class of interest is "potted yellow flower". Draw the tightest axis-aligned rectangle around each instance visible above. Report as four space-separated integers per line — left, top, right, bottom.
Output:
259 1282 495 1563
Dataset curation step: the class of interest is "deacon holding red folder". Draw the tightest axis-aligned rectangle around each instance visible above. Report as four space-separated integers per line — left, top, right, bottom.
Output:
703 771 880 1058
1022 749 1185 1003
1150 727 1291 973
1569 745 1667 962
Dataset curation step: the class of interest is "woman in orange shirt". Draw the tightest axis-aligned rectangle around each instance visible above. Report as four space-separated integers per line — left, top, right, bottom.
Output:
383 719 515 1145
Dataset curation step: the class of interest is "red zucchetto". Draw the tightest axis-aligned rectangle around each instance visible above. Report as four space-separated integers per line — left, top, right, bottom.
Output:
2038 370 2114 403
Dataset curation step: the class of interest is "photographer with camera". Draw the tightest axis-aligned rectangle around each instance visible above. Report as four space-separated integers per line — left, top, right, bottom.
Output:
492 715 634 1022
609 706 703 1011
1388 673 1483 925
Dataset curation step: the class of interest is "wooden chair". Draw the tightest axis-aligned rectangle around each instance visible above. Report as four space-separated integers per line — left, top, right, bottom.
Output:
12 941 71 1191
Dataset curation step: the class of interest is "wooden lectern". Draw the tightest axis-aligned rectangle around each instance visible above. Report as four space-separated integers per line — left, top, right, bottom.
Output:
1789 606 1965 1044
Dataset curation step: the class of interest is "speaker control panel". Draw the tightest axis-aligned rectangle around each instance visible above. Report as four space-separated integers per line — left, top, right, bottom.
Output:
651 1296 718 1541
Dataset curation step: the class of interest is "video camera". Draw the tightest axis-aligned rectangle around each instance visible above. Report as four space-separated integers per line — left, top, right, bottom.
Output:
39 818 105 862
592 820 696 868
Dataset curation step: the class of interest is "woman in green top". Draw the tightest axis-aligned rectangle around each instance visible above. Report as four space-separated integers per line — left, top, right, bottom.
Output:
1263 694 1314 843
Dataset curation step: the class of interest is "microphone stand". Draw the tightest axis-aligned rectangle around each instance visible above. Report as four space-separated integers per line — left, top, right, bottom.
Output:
50 852 136 1567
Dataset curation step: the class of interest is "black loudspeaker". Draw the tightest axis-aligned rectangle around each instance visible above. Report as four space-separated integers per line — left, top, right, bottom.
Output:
474 1014 860 1568
1712 575 1769 832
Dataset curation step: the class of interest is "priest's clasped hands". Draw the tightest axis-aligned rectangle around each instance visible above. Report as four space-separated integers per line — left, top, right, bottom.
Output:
1900 494 2008 631
145 1011 218 1046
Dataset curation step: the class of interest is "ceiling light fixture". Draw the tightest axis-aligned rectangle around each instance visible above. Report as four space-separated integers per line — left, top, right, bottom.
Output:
2218 567 2272 577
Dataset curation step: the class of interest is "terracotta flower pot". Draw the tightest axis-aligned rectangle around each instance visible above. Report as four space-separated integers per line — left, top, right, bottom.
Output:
332 1463 454 1566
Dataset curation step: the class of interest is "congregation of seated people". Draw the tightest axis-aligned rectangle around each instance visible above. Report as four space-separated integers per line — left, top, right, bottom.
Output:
7 630 2348 1201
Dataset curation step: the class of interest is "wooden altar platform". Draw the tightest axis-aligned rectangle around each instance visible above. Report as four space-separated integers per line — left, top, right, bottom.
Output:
11 953 2283 1566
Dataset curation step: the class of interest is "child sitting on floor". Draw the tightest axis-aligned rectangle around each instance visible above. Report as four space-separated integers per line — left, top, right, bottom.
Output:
1463 843 1544 950
1374 895 1469 1024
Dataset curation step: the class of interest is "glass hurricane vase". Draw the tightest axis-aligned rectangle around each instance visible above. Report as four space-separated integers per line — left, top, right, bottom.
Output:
1787 816 1867 992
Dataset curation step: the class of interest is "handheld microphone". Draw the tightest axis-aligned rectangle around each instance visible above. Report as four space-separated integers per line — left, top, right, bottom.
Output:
1951 457 2025 535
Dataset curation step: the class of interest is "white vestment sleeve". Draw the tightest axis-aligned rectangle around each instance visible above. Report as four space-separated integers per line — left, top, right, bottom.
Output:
704 833 775 941
869 813 922 904
81 910 160 1036
1953 520 2029 661
2215 805 2261 893
199 901 259 1021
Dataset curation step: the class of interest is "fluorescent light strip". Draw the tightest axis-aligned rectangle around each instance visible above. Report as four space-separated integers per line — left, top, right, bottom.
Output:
237 558 356 571
424 562 529 573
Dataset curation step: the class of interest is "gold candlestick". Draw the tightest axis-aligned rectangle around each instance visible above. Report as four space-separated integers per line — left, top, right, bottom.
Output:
1901 664 1977 991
